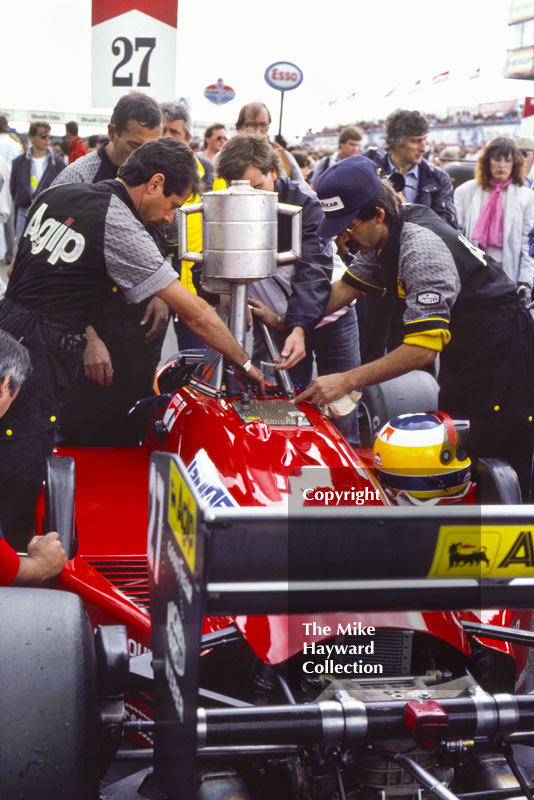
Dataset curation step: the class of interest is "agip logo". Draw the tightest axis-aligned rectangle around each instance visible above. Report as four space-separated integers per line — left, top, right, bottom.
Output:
428 526 534 578
24 203 86 266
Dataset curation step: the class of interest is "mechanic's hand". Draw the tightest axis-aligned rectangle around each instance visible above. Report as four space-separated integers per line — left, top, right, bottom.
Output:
517 283 532 304
83 331 113 386
140 296 169 342
14 532 67 584
297 373 351 407
234 364 266 397
335 230 351 261
248 298 279 329
219 294 231 316
275 327 305 371
220 294 253 327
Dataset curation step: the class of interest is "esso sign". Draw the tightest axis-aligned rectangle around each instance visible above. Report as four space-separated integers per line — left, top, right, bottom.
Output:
264 61 303 92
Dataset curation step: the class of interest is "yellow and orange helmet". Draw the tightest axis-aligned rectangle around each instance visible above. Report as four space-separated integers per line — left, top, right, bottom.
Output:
372 412 471 500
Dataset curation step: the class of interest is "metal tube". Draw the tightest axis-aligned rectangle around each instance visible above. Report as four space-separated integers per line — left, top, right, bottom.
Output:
199 695 534 747
458 788 534 800
115 748 153 760
257 319 294 396
229 284 249 352
391 753 461 800
462 621 534 647
498 741 534 800
198 744 301 758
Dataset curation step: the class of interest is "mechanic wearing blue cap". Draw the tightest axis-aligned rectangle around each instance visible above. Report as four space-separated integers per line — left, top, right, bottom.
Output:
298 156 534 499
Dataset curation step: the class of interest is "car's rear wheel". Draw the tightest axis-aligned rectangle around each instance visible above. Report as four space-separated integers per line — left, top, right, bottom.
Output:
0 588 99 799
474 458 523 505
358 370 440 448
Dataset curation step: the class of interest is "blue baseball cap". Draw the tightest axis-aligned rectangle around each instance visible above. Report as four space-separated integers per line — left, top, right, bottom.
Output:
316 155 382 238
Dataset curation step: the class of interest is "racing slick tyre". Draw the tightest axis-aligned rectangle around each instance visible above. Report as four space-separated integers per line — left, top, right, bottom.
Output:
0 588 99 799
474 458 523 504
358 370 440 448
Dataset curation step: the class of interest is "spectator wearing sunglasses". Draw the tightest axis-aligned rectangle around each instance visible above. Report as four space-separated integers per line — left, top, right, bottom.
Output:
9 121 65 240
203 123 227 162
235 102 305 185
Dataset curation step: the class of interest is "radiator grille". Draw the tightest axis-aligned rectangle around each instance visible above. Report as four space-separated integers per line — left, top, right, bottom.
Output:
87 557 150 611
231 399 311 426
335 629 413 676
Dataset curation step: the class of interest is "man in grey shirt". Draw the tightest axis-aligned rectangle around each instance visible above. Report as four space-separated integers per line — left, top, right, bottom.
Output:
0 138 264 547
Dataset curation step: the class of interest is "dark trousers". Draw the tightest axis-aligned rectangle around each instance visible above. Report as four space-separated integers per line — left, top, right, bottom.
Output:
59 293 168 447
0 300 84 548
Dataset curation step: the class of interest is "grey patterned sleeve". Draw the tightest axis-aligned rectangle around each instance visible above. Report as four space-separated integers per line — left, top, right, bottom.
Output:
103 194 177 303
50 151 101 186
399 223 460 326
343 251 385 294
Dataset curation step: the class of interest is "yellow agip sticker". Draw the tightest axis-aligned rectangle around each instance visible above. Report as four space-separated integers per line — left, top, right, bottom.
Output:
168 460 197 574
428 525 534 578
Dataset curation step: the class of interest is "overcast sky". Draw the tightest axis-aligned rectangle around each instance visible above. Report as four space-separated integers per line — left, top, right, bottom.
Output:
1 0 531 139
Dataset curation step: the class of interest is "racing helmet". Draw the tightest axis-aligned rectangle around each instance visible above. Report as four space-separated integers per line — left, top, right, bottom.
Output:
372 412 471 499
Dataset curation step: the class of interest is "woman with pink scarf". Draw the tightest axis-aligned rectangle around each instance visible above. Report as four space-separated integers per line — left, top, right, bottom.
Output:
454 137 534 294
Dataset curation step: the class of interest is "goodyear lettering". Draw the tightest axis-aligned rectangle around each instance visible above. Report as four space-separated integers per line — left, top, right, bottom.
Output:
166 539 193 603
24 202 86 265
319 196 344 211
127 637 151 657
166 600 186 677
498 530 534 569
165 653 184 722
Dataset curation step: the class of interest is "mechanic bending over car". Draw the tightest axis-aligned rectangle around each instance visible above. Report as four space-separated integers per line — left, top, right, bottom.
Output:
215 132 360 445
0 138 265 550
298 156 534 500
0 330 66 584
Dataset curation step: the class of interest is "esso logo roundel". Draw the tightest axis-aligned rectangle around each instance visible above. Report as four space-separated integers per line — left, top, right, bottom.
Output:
264 61 303 91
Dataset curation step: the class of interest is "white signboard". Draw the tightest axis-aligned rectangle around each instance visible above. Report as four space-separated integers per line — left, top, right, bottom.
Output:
264 61 304 92
92 1 178 108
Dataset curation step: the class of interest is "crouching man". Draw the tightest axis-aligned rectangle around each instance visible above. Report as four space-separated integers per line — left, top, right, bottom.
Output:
0 330 66 584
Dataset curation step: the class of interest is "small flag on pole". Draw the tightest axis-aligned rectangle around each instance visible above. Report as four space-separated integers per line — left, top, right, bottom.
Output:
523 97 534 118
385 86 395 97
469 67 481 80
410 79 421 94
432 70 449 86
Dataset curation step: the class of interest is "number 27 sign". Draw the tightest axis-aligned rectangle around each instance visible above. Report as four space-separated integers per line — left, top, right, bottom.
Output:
92 0 178 108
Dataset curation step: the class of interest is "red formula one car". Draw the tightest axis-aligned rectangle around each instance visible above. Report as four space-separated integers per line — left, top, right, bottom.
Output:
1 344 533 800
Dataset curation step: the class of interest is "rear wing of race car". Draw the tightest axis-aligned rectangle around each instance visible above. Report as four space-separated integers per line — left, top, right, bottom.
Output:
148 451 534 615
146 452 534 800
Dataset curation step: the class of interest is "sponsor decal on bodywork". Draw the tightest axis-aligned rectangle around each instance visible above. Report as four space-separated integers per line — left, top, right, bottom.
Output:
186 450 236 508
168 460 197 573
428 525 534 577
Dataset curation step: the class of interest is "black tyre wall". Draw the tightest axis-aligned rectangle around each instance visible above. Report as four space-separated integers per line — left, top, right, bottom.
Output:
0 588 99 800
